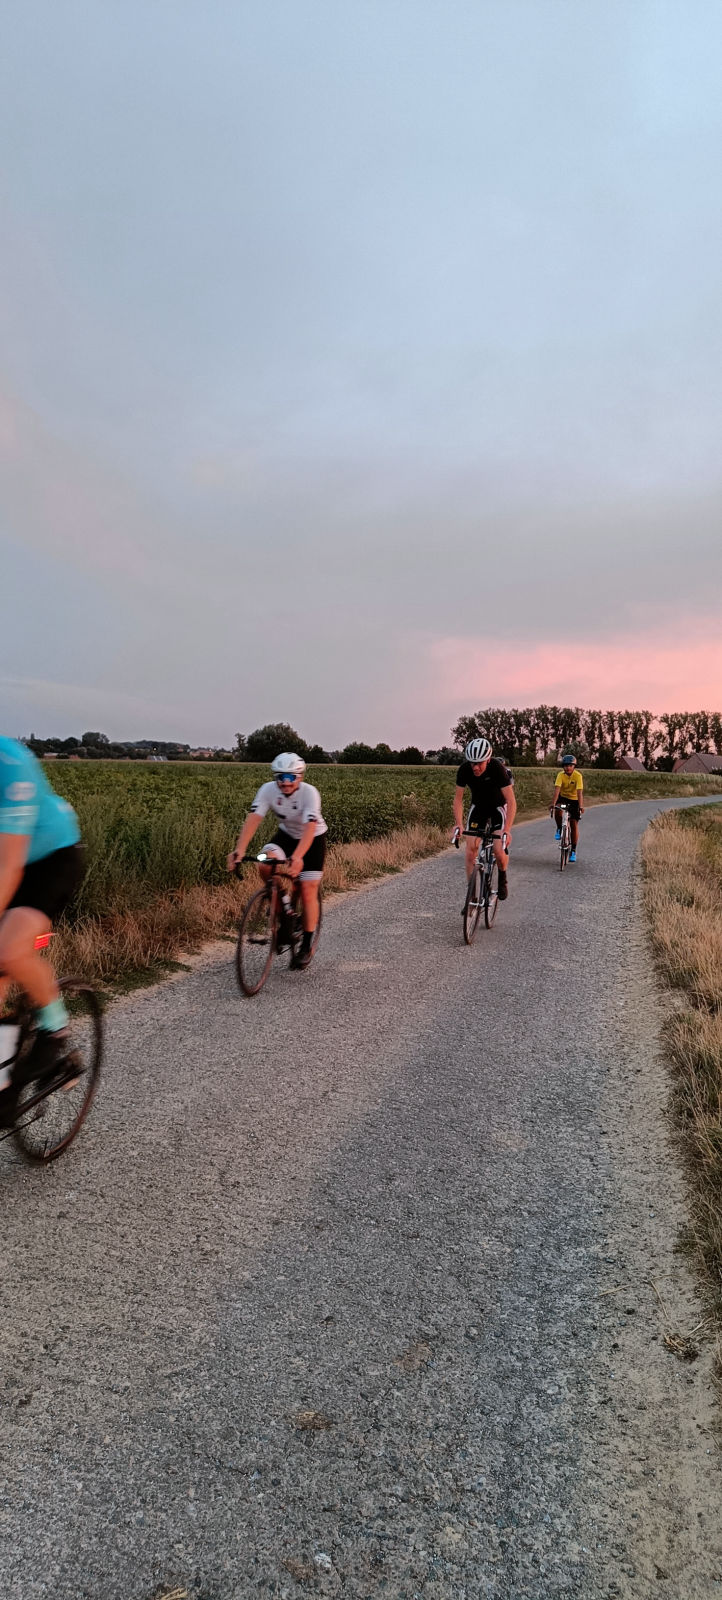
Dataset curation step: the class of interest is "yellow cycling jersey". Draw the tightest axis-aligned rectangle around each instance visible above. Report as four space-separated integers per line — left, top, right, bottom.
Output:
555 768 584 799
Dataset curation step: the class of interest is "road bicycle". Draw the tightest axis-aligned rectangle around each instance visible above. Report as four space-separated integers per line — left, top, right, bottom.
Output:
455 822 507 945
0 933 103 1164
234 855 323 996
556 802 572 871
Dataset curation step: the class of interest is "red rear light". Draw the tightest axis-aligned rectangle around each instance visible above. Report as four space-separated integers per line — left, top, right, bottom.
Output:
34 932 53 950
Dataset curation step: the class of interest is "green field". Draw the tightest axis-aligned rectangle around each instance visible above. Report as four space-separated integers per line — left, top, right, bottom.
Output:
46 761 722 922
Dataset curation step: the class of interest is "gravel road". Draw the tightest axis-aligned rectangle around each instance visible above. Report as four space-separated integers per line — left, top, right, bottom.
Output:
2 797 722 1600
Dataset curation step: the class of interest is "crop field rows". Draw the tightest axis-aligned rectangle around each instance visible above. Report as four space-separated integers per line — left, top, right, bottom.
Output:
46 761 722 919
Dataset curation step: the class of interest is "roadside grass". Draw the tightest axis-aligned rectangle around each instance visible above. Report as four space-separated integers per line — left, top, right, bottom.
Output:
35 762 722 990
642 804 722 1362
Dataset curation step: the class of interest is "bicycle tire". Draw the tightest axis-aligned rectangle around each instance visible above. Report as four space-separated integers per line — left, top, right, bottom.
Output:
12 980 103 1165
484 859 500 927
235 887 276 996
289 886 324 964
560 828 569 871
463 869 482 945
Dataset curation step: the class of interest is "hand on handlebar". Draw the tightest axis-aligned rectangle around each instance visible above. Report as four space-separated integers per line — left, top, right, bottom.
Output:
227 848 240 872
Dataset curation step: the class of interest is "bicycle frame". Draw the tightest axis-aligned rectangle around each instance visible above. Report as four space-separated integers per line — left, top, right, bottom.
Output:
459 820 507 940
466 824 496 898
557 803 572 870
234 852 323 994
237 853 297 929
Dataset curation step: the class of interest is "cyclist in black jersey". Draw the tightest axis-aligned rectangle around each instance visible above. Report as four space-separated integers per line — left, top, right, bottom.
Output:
452 737 516 903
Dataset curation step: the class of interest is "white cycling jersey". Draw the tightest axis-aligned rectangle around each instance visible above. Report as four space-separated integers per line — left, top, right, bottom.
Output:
250 781 328 842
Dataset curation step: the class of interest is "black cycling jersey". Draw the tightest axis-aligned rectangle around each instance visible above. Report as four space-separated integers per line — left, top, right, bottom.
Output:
456 758 512 814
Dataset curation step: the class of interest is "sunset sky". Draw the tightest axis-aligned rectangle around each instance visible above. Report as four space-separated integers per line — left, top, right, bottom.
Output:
1 0 720 749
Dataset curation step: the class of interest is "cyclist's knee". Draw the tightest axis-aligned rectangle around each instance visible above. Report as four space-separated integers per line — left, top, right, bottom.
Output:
0 930 30 972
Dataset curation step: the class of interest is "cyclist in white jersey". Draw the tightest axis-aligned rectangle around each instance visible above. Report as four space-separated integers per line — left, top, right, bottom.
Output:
227 752 327 969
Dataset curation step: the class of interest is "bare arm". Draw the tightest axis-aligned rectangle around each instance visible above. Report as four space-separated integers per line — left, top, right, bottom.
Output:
227 811 263 870
0 833 28 916
501 783 516 833
550 785 561 813
452 785 466 837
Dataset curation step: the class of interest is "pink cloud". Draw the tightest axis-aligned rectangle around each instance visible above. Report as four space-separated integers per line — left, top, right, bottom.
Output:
428 629 722 716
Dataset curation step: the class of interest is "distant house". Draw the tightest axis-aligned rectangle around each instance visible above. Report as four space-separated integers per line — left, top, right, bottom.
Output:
673 752 722 774
616 754 646 771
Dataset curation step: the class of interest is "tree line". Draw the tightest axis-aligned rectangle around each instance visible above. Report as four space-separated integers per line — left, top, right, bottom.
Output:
21 709 722 770
234 725 431 765
452 707 722 769
21 732 236 762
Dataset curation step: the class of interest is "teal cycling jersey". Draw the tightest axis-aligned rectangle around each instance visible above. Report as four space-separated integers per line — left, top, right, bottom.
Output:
0 739 80 864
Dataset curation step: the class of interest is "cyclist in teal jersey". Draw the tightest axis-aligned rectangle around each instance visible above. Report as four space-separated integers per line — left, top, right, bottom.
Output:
0 738 85 1124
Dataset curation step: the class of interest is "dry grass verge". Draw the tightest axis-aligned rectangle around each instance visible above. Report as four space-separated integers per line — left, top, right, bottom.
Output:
50 823 449 989
643 805 722 1359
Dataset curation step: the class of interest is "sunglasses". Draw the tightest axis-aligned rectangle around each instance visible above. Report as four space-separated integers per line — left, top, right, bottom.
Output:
275 773 297 785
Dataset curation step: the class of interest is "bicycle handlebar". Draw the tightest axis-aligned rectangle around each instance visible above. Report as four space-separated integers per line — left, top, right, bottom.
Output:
234 854 294 878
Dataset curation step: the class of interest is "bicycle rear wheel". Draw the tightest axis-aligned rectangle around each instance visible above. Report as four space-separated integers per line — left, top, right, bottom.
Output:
484 860 500 927
236 887 276 995
463 869 482 945
13 980 102 1164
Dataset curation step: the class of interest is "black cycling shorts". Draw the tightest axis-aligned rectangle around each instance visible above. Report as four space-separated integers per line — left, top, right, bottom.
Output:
466 804 507 839
5 843 86 922
556 798 581 822
266 829 327 881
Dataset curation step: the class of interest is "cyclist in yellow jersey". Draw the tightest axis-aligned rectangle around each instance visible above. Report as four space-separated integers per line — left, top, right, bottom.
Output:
550 752 584 861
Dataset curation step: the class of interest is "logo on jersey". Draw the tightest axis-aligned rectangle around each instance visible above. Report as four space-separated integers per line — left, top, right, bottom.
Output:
6 782 35 802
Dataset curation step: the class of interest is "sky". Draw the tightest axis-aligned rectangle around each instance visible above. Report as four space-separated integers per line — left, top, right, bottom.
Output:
1 0 721 750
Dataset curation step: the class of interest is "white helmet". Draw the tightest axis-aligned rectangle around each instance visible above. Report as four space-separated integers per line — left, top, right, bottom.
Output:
465 737 492 763
270 751 306 778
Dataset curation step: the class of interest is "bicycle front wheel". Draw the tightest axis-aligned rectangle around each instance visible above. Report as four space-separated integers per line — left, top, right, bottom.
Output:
13 980 103 1165
560 835 569 871
484 860 500 927
463 869 482 945
235 887 276 995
